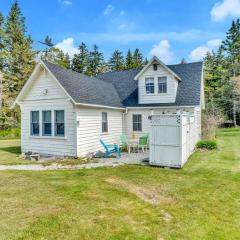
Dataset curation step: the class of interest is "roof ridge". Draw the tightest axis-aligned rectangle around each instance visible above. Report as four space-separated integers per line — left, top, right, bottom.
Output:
167 61 203 67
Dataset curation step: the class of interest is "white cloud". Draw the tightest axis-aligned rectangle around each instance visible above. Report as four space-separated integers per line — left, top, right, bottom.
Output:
59 0 72 6
189 39 222 61
55 38 78 57
104 4 115 16
149 40 174 64
211 0 240 21
119 10 127 16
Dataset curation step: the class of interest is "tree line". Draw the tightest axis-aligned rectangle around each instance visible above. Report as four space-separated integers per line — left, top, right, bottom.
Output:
43 40 148 75
0 1 147 129
204 19 240 126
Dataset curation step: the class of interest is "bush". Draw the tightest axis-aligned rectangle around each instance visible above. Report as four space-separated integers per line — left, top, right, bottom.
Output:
0 128 21 140
197 140 217 150
202 110 224 139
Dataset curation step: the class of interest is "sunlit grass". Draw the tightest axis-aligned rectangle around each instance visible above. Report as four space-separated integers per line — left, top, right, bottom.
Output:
0 129 239 239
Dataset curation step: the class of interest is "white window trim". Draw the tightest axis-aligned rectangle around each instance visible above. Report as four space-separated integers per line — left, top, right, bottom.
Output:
158 76 167 94
132 114 142 132
54 110 65 137
29 109 66 138
145 77 155 95
102 112 108 133
30 111 40 136
42 110 52 136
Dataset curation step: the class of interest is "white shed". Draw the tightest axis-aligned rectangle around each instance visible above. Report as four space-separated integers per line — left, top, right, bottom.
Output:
149 114 198 168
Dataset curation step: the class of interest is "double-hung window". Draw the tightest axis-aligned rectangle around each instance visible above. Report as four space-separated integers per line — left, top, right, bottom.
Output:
102 112 108 133
145 78 154 94
31 111 39 135
42 110 52 136
133 114 142 132
55 110 65 136
158 77 167 93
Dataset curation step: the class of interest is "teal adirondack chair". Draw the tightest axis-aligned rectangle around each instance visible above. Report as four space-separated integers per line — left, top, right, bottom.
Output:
100 139 121 158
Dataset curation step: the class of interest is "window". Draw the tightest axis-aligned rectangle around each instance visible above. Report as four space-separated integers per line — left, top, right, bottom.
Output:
42 111 52 136
153 64 158 71
145 78 154 94
102 112 108 133
133 114 142 131
31 111 39 135
55 110 65 136
158 77 167 93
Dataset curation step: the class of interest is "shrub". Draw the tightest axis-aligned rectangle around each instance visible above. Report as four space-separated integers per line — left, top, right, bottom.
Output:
0 128 21 140
202 110 224 139
197 140 217 150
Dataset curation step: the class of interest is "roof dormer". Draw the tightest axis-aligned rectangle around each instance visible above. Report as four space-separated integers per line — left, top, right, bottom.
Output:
134 56 181 104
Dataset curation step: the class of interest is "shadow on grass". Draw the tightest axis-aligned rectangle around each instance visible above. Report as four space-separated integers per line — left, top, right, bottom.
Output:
0 146 21 155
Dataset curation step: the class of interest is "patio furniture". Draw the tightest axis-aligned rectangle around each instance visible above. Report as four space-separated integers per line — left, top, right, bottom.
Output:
138 135 148 152
100 139 121 158
128 138 139 153
119 134 129 150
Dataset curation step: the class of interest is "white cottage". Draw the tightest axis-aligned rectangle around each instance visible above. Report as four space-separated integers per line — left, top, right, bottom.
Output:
13 56 204 157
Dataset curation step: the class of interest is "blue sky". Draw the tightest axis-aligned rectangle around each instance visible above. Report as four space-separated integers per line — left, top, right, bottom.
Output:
2 0 240 64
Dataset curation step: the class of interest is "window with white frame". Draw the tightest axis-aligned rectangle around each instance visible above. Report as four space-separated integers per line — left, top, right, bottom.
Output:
133 114 142 131
158 77 167 93
55 110 65 136
145 77 154 94
30 111 39 136
42 110 52 136
102 112 108 133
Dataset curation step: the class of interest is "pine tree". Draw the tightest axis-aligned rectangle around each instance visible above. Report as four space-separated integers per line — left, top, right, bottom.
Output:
125 49 134 70
133 48 143 68
71 42 89 73
143 57 148 66
86 44 105 76
42 47 70 69
109 50 124 71
0 12 5 71
222 19 240 126
1 1 35 128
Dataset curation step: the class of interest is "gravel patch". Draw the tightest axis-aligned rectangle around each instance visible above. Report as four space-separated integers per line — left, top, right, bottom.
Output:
0 152 149 171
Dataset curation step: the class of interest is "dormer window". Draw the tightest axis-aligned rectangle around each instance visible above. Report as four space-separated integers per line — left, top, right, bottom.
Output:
158 77 167 93
145 78 154 94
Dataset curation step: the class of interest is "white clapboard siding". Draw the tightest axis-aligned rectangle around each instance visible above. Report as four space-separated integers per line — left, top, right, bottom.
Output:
76 106 123 156
138 62 178 104
20 68 77 156
24 70 67 101
21 99 77 156
124 107 196 139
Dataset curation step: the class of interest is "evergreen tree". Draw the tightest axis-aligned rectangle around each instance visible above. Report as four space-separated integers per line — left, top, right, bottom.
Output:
133 48 143 68
109 50 124 71
0 13 5 71
71 42 89 73
125 49 134 69
143 57 148 66
222 19 240 126
1 1 35 128
42 47 70 69
86 44 105 76
180 58 187 64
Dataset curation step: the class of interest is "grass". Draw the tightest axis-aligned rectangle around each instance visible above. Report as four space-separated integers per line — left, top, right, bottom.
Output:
0 139 98 166
0 129 240 239
0 128 20 140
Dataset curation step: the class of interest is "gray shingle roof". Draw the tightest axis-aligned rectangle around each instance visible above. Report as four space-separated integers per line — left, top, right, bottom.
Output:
43 61 123 108
97 62 203 107
43 60 203 108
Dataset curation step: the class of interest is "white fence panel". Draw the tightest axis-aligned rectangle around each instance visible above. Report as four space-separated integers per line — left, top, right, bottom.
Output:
150 114 197 168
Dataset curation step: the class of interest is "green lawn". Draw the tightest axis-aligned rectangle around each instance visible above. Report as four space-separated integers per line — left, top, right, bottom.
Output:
0 129 240 239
